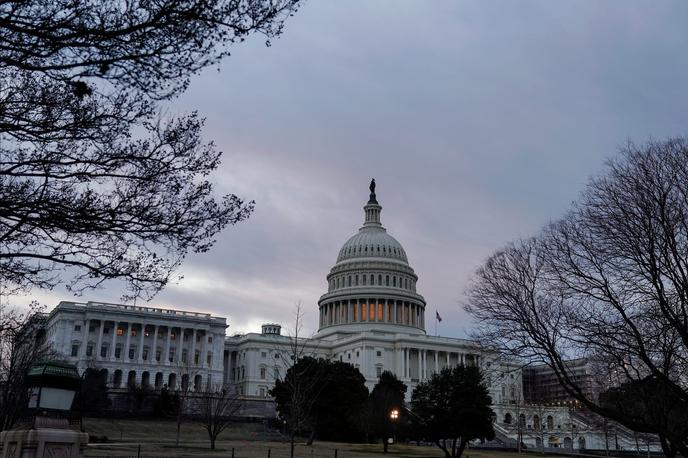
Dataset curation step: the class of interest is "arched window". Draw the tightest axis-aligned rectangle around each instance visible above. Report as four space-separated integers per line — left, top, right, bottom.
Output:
168 373 177 390
378 274 382 284
519 413 526 428
112 369 122 388
393 277 397 287
386 275 389 286
127 370 136 388
504 413 512 424
362 275 366 285
141 371 150 388
533 415 540 430
193 374 202 391
155 372 164 389
370 274 374 285
348 276 351 287
260 367 266 379
546 415 554 430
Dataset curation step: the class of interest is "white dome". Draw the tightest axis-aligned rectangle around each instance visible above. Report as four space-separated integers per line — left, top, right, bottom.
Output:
317 180 426 335
336 227 408 264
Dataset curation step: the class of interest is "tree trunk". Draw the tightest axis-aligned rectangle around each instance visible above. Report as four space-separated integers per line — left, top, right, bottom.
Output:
210 436 216 450
306 429 315 446
290 431 296 458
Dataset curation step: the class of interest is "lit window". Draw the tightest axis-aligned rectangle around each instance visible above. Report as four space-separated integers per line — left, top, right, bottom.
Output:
171 332 176 340
116 328 124 336
131 329 137 337
144 329 150 337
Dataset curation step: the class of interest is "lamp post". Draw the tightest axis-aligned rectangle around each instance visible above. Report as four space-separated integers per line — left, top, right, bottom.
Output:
387 409 400 453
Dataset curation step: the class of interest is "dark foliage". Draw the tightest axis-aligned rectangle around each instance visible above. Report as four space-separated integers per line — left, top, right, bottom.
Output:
411 365 495 458
368 371 407 452
271 357 369 443
74 368 111 414
0 0 301 300
600 377 688 458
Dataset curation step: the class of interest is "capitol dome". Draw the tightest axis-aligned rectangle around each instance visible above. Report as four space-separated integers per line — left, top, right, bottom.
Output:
317 180 426 334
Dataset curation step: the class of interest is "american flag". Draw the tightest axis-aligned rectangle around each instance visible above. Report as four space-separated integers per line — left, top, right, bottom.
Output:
436 311 442 322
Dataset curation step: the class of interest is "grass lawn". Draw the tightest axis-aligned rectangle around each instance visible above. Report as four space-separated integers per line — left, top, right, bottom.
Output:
82 417 529 458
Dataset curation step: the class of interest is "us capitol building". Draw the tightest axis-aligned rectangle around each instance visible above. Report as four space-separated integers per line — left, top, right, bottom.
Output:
42 181 640 451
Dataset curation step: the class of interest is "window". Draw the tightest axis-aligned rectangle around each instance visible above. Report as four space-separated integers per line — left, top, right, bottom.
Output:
348 353 351 360
74 324 81 332
171 332 176 340
261 351 267 358
142 348 149 361
194 352 200 364
129 347 136 360
260 367 266 379
103 327 110 334
156 349 161 362
376 350 382 357
393 277 397 287
355 275 358 286
116 327 124 336
208 336 213 343
378 274 382 284
100 346 108 358
356 351 360 358
115 346 122 359
386 275 389 286
376 366 382 377
361 304 367 321
348 276 351 287
207 353 212 365
86 344 93 357
71 344 79 357
274 367 280 380
370 274 374 285
181 350 187 363
260 387 265 397
89 324 96 332
131 329 137 337
168 349 175 362
144 329 150 337
274 353 280 359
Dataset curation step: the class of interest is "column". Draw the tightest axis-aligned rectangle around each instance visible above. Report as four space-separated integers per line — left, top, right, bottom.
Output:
434 351 438 374
405 348 410 378
191 328 197 366
138 323 145 361
152 325 159 363
96 320 105 360
446 352 450 368
177 328 184 364
80 319 90 357
110 321 117 361
124 322 132 361
165 327 172 364
423 350 427 379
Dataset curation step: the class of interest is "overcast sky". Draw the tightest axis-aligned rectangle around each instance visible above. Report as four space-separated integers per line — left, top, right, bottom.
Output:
28 1 688 338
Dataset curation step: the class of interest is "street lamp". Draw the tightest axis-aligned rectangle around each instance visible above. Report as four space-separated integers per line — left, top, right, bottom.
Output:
26 360 81 427
388 408 400 450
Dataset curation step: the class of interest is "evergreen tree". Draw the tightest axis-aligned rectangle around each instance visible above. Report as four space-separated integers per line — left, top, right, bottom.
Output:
411 365 494 458
369 371 407 452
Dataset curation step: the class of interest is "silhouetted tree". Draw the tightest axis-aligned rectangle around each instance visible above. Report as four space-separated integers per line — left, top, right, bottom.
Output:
0 0 301 300
369 371 407 453
465 138 688 457
309 360 368 442
411 365 495 458
74 368 111 415
194 385 242 450
0 303 53 430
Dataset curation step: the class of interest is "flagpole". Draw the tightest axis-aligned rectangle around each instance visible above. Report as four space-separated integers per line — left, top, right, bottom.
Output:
435 309 438 336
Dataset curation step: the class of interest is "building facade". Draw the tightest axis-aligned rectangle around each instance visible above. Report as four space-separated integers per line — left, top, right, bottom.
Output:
44 301 227 392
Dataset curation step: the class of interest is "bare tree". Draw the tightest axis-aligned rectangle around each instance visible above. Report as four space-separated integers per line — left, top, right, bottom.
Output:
0 302 54 430
194 385 242 450
0 0 301 301
171 351 202 446
465 138 688 457
269 303 327 458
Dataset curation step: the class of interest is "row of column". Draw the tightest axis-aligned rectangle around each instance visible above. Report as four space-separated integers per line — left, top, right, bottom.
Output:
319 299 424 328
78 318 214 368
398 348 478 380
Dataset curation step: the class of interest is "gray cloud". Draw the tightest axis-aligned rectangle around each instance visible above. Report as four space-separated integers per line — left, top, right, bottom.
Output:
22 0 688 337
